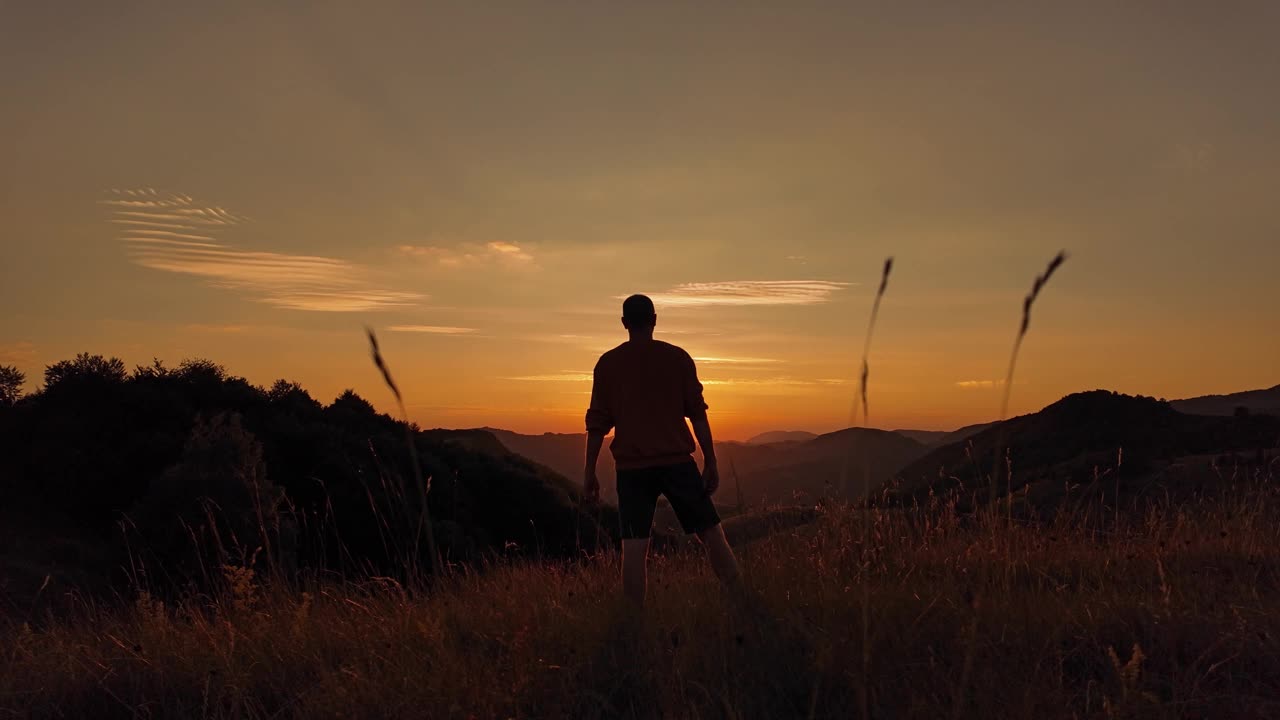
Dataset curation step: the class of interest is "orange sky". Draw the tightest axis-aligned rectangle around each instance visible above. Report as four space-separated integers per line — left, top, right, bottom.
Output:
2 3 1278 440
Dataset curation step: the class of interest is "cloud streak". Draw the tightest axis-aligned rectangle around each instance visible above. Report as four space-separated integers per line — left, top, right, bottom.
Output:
398 241 535 268
640 280 851 307
503 372 594 382
387 325 478 335
700 377 830 386
693 356 780 365
106 189 421 312
955 379 1023 389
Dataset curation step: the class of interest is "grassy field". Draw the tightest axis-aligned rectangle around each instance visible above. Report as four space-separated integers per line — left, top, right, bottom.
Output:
3 462 1277 719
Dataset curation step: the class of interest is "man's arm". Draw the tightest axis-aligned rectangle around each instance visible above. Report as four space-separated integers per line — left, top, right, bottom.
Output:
583 361 613 504
690 413 719 495
682 352 719 495
584 431 606 498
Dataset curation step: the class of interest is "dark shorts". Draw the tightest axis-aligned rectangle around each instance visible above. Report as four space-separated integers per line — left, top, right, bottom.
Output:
616 460 721 540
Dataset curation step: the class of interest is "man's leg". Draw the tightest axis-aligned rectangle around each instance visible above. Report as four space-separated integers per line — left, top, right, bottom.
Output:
665 461 741 587
621 537 650 605
696 523 740 586
615 465 659 607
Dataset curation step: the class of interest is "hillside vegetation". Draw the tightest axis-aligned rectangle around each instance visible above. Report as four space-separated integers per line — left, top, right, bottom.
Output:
0 354 613 614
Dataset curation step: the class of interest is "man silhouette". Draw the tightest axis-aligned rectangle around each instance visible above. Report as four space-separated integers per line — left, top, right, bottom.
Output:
585 294 740 605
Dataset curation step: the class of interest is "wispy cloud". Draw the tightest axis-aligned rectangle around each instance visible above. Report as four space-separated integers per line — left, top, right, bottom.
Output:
386 325 478 335
701 377 826 386
103 188 247 224
398 241 535 268
503 372 594 382
106 189 421 312
124 229 219 243
639 280 851 307
693 356 780 365
955 379 1013 389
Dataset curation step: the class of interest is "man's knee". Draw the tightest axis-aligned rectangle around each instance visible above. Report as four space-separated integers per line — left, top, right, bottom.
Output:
695 523 727 545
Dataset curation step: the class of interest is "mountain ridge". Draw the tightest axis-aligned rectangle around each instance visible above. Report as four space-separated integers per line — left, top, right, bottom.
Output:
889 389 1280 507
473 384 1280 509
1169 384 1280 417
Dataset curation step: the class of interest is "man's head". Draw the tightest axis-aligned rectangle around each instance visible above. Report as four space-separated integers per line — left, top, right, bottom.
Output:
621 294 657 332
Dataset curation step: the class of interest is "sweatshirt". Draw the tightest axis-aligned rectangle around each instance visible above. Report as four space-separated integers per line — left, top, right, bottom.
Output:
585 339 708 470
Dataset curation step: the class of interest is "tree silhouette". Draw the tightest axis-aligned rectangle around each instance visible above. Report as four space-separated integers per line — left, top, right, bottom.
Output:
43 353 127 392
0 365 23 406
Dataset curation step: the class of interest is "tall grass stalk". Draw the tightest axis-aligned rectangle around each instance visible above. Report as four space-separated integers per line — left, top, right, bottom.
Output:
991 251 1067 514
838 256 893 720
365 328 443 579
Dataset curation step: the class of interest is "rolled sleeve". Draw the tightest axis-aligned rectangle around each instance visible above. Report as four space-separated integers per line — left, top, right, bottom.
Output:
585 361 614 434
682 353 708 418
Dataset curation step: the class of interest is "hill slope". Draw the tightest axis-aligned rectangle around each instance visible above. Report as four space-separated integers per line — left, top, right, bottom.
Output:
891 390 1280 505
722 428 928 503
479 427 621 501
1170 384 1280 417
746 430 819 445
481 426 926 506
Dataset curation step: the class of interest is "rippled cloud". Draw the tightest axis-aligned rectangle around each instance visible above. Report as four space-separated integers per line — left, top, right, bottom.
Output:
106 189 421 312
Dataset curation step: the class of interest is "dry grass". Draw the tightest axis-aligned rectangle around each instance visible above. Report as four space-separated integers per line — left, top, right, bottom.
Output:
4 466 1278 719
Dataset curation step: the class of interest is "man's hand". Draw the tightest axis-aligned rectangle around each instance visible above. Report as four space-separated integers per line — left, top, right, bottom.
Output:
702 458 720 496
584 467 601 505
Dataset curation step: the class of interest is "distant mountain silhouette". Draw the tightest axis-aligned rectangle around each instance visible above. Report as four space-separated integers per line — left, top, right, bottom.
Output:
746 430 819 445
478 427 620 501
934 422 997 446
892 422 998 447
474 386 1280 513
478 426 925 506
891 390 1280 507
1170 384 1280 417
891 429 950 445
722 428 928 504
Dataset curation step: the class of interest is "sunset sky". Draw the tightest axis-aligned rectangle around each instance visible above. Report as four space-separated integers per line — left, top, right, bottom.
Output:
2 3 1277 440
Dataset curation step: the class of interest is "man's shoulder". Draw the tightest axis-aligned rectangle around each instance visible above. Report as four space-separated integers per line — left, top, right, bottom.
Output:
647 339 682 352
595 343 630 367
654 340 693 361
